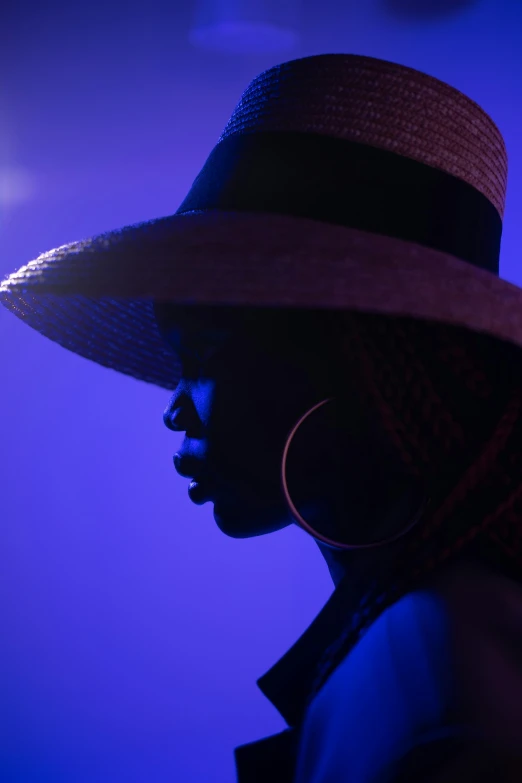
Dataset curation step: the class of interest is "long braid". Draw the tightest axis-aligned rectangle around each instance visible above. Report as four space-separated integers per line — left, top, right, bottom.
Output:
307 312 522 708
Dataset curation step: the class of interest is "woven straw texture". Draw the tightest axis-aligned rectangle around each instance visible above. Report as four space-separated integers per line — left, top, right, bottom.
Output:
220 54 507 217
0 54 515 392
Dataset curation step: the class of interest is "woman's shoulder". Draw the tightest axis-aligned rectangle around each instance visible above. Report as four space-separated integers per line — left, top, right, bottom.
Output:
295 557 522 783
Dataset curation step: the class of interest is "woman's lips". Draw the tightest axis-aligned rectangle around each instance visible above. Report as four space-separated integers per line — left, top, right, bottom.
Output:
187 477 215 505
173 453 217 504
173 452 207 479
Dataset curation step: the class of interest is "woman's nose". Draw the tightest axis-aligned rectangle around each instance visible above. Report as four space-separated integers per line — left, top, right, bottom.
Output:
163 405 188 432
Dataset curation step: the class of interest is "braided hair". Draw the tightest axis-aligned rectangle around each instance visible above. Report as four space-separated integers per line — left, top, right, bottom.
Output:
307 311 522 706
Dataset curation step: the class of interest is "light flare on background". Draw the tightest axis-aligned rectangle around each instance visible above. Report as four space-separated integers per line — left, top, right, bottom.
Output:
189 0 301 53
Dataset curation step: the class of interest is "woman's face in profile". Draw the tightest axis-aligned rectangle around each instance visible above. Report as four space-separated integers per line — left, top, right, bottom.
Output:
155 303 339 539
155 302 415 551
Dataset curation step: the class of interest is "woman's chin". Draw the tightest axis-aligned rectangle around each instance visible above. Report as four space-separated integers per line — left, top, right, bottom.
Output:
212 495 292 538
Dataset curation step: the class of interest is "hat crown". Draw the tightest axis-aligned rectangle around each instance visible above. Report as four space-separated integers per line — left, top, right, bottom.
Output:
219 54 507 218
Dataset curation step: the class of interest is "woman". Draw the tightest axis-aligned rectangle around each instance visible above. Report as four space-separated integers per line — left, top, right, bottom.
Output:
156 302 522 782
3 54 522 781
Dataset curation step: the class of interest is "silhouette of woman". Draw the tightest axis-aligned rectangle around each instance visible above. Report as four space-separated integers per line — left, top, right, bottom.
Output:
3 54 522 782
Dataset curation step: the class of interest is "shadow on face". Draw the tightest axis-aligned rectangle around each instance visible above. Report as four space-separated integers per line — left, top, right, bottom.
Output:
153 302 340 367
154 302 342 534
153 302 410 547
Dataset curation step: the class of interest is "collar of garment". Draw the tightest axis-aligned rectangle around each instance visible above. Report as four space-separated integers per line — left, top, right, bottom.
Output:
234 569 359 782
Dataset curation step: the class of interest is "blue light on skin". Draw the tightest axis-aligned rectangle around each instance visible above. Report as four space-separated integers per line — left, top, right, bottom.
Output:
154 302 427 594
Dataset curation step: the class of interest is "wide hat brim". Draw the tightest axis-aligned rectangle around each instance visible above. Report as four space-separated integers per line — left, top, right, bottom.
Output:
1 208 522 391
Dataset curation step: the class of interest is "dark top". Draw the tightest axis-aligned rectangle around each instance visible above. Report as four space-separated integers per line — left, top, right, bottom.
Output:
233 558 522 783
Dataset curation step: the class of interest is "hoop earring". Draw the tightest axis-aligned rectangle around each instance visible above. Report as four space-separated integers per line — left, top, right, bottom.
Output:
280 397 431 551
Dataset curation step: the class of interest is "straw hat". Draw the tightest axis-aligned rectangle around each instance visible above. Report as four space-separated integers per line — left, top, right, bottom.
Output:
0 53 515 388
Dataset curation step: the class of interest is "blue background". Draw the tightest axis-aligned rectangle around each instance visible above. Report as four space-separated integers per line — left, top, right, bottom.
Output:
0 0 521 780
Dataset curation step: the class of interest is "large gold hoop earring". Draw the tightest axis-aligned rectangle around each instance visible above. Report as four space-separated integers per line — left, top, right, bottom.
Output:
280 397 431 551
